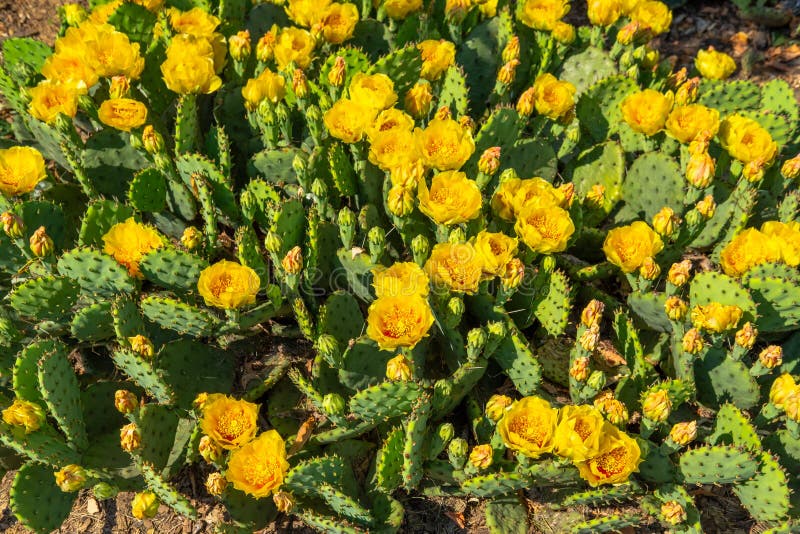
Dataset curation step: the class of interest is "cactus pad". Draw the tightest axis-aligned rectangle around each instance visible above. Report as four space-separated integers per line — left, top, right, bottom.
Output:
139 249 208 293
679 445 759 484
127 168 167 213
11 462 77 534
694 348 760 410
57 248 135 297
485 494 528 534
348 381 423 423
460 471 531 498
70 301 115 342
111 349 175 404
619 152 684 222
79 200 135 247
140 462 198 519
707 403 761 451
559 47 617 94
140 295 216 338
689 271 757 322
10 276 80 322
37 346 88 449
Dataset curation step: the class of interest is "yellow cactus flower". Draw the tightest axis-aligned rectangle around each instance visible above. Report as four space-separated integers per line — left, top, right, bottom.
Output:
770 373 797 409
621 89 673 136
197 260 261 309
514 204 575 254
318 3 359 44
720 228 782 277
424 242 484 294
761 221 800 267
594 393 630 426
101 218 163 277
366 108 415 141
169 7 221 36
120 422 141 451
366 295 434 350
349 73 397 111
384 0 422 19
161 35 222 94
114 390 138 414
630 0 672 35
131 491 159 519
491 177 522 221
416 118 475 171
473 231 518 277
0 146 46 197
668 420 697 446
719 115 778 165
665 104 720 144
690 302 743 333
54 464 87 492
28 80 81 123
469 444 494 469
372 262 430 298
417 39 456 81
128 335 155 358
509 178 567 215
552 405 606 463
97 98 147 131
496 396 558 458
532 73 576 121
551 21 576 43
575 424 641 486
517 0 570 31
603 221 664 273
2 399 45 433
242 68 286 111
200 394 259 449
41 51 99 89
417 171 482 225
642 389 672 421
587 0 622 27
273 490 295 513
81 23 145 79
285 0 332 27
387 184 415 216
404 82 433 119
695 47 736 80
273 27 316 70
323 98 377 143
367 128 420 170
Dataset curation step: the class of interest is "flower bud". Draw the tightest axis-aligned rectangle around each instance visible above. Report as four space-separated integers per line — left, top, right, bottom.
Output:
501 258 525 289
328 56 346 87
466 327 487 356
316 334 340 363
486 320 507 341
128 334 154 358
193 392 209 411
448 437 469 469
448 227 466 244
54 464 87 492
114 390 138 414
642 47 660 68
743 158 766 183
411 234 430 264
585 184 605 208
205 472 227 496
485 394 513 422
688 130 713 155
469 444 493 469
581 299 605 328
131 491 159 519
199 435 223 464
273 490 294 513
229 30 251 61
387 184 415 217
551 21 576 44
142 125 164 154
668 260 692 287
664 296 688 321
93 482 118 500
447 297 465 322
594 392 629 426
109 75 130 99
770 373 797 409
785 392 800 422
642 389 672 422
405 82 433 119
686 152 715 188
120 422 141 452
586 370 606 391
668 420 697 446
292 68 308 99
569 356 591 382
675 77 699 106
435 106 451 121
478 147 501 176
781 154 800 180
368 226 385 259
458 115 476 134
62 3 86 26
557 182 575 207
652 207 678 237
2 399 45 434
29 226 54 257
264 231 282 255
639 256 661 280
661 500 687 525
322 393 346 416
502 36 520 63
386 354 412 381
445 0 470 22
759 345 783 369
180 226 202 250
695 195 716 219
497 59 520 86
616 21 640 45
281 246 303 274
256 30 277 62
516 87 535 117
734 322 757 349
579 324 600 352
682 328 704 354
1 212 24 239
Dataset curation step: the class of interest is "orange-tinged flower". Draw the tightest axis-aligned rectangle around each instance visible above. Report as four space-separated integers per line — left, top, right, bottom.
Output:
473 230 518 276
417 171 482 225
102 218 164 277
424 242 484 294
497 396 558 458
416 118 475 171
226 430 289 498
603 221 664 273
621 89 673 136
197 260 261 309
323 98 377 143
28 80 80 123
372 262 430 298
366 294 434 350
665 104 720 144
514 204 575 254
98 98 148 131
200 394 259 450
0 146 46 197
575 423 641 485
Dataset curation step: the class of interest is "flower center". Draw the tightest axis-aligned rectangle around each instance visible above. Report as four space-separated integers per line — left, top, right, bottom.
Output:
217 407 248 441
381 305 415 339
242 459 281 488
573 419 593 441
211 273 233 297
594 446 627 476
509 415 547 446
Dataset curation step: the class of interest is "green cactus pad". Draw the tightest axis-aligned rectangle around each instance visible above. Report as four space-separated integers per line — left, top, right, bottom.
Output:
222 487 277 530
531 269 572 336
136 403 181 471
248 147 303 185
627 292 672 333
566 141 624 218
140 295 216 338
694 348 760 410
739 110 795 146
318 483 374 526
0 422 81 466
78 200 135 247
176 153 239 221
14 340 60 405
466 107 522 176
491 325 542 396
329 143 357 196
338 339 393 391
485 494 528 534
37 346 88 449
10 462 77 534
460 471 531 498
371 492 404 532
743 272 800 333
503 138 558 182
127 168 167 213
82 129 149 199
139 248 208 293
272 198 306 255
285 455 345 496
10 276 79 322
298 510 365 534
697 80 761 115
679 445 759 484
760 79 799 121
336 247 375 302
439 66 469 117
457 18 501 114
733 452 791 521
689 271 757 323
2 37 51 85
374 425 404 493
319 291 365 345
111 349 175 404
707 403 761 451
571 514 641 534
107 1 156 42
370 45 422 95
158 339 235 410
401 394 431 491
57 248 135 297
140 462 198 519
348 381 423 423
618 152 684 222
559 46 617 94
112 295 146 340
81 381 138 436
576 76 639 142
70 301 115 342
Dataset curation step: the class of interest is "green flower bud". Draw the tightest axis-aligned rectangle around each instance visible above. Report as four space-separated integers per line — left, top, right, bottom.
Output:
437 422 455 444
446 297 464 327
586 370 606 391
264 231 282 255
311 178 328 201
338 208 356 249
448 227 466 244
368 227 385 261
541 255 556 273
466 327 487 359
411 234 430 265
322 393 346 416
316 334 340 366
93 482 119 500
448 437 469 469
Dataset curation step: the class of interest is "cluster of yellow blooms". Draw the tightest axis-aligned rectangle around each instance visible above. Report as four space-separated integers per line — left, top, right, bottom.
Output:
161 8 227 94
720 221 800 277
495 396 641 486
